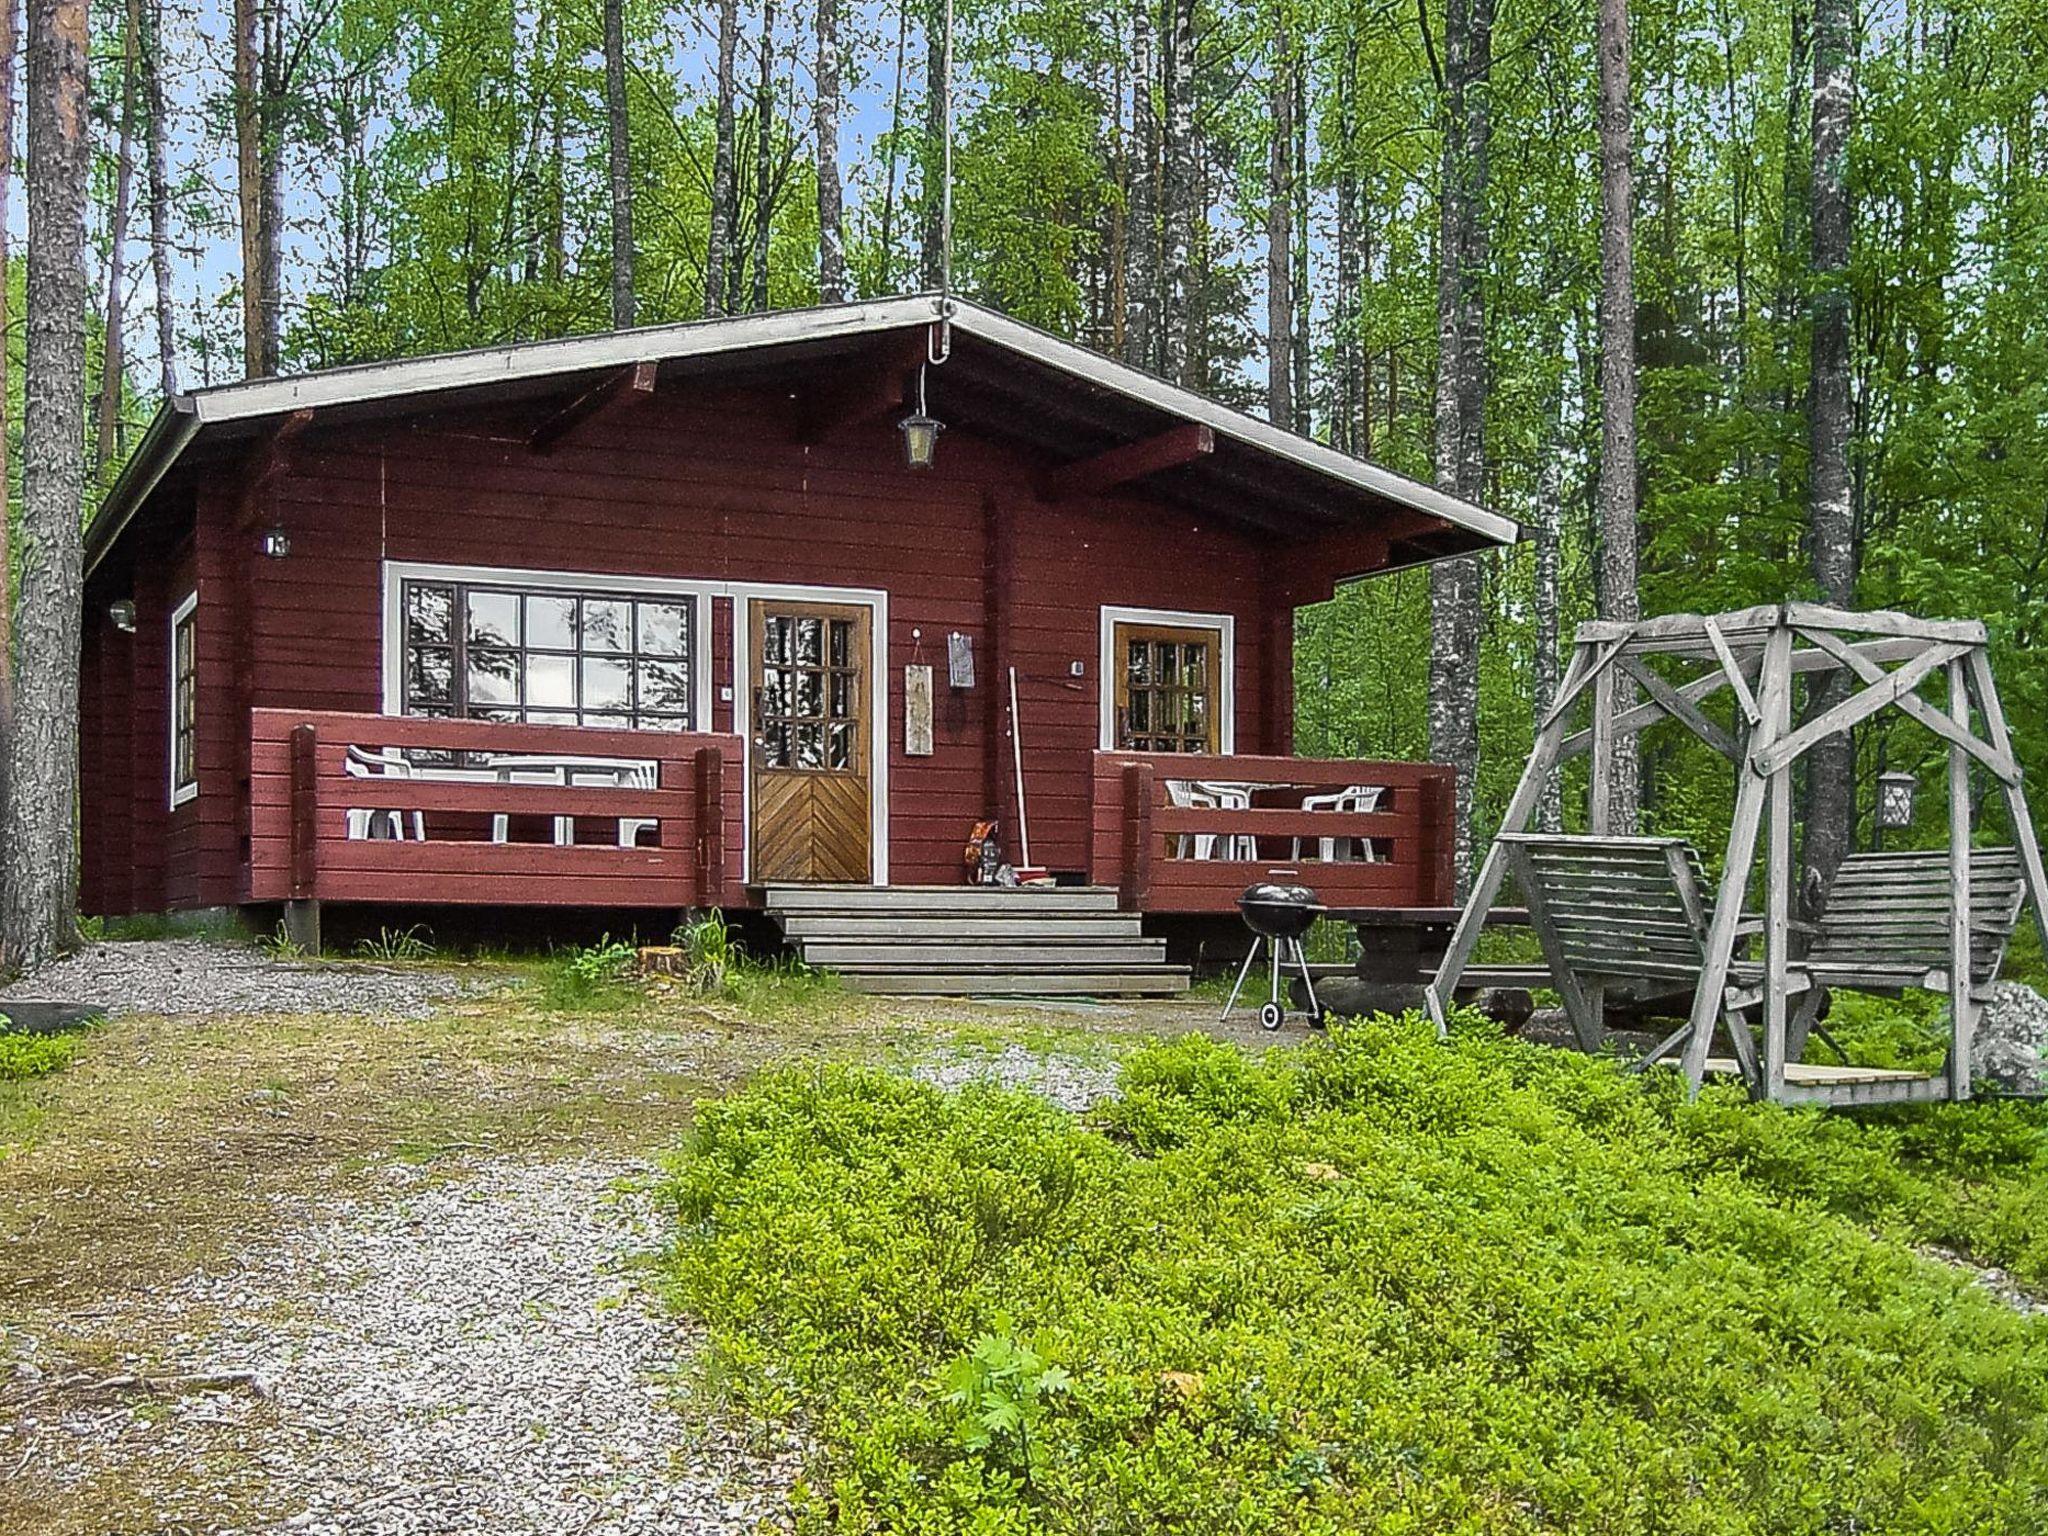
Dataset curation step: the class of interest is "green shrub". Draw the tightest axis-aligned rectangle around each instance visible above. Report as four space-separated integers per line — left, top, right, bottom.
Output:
355 925 436 962
0 1029 79 1081
536 934 641 1010
661 1019 2048 1534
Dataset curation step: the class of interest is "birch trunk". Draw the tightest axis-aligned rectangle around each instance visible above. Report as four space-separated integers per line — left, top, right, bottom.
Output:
1803 0 1856 917
1264 1 1291 428
0 0 15 893
751 0 775 311
815 0 844 302
255 1 282 372
1534 323 1566 834
919 0 944 288
8 0 89 971
1596 0 1639 831
1159 0 1196 386
141 0 173 394
704 0 737 318
232 0 263 374
1124 0 1156 370
603 0 633 327
94 0 139 476
1427 0 1491 895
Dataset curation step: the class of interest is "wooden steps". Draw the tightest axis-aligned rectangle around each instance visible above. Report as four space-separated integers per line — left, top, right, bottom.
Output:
761 884 1189 997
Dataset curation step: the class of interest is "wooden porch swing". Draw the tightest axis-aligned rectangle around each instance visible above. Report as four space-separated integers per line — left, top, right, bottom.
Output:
1426 605 2048 1108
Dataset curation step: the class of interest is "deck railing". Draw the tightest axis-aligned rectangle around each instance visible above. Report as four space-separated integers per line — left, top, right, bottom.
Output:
248 710 745 908
1089 751 1457 914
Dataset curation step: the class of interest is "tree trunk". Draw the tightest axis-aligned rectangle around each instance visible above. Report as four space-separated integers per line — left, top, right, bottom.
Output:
814 0 844 302
232 0 263 374
1159 0 1195 386
1803 0 1856 918
94 0 139 477
8 0 89 972
1264 1 1291 428
751 0 775 311
1534 321 1566 834
0 0 16 903
140 0 173 395
1595 0 1639 832
603 0 633 327
919 0 944 289
1124 0 1156 370
1427 0 1491 895
256 5 282 370
878 0 906 291
1289 51 1310 432
704 0 738 318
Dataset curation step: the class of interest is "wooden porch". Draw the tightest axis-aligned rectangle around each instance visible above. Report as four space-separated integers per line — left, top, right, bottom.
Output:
1088 752 1458 913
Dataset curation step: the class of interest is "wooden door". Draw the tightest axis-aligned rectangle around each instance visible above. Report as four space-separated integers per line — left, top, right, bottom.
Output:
1111 622 1223 752
749 599 873 882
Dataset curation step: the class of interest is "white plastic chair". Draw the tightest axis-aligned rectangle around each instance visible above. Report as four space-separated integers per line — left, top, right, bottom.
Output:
569 760 659 848
1292 784 1384 863
343 745 426 841
1163 779 1223 860
1192 780 1261 860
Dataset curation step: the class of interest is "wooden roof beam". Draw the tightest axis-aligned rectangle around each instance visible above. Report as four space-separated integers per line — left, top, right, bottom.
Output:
792 337 925 444
529 361 658 455
1037 423 1214 502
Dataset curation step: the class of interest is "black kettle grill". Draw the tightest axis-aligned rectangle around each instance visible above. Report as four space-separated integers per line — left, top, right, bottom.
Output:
1224 879 1327 1030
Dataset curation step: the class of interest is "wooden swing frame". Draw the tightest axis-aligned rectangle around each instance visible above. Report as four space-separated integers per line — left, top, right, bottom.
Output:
1425 604 2048 1107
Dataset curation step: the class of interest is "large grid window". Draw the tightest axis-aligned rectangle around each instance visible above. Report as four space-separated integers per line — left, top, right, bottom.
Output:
757 612 860 770
170 591 198 806
400 579 697 730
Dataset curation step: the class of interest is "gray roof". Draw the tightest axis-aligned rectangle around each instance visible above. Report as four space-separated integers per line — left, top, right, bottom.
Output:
89 294 1520 573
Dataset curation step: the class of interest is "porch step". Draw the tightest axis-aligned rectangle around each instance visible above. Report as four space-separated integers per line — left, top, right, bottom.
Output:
761 883 1188 998
763 884 1121 915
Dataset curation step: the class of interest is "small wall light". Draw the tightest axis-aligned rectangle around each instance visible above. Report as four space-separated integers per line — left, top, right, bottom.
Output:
1877 769 1918 831
898 361 943 469
259 526 292 559
108 598 137 633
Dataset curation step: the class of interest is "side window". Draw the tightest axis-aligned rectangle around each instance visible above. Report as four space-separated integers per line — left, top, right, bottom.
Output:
169 591 198 807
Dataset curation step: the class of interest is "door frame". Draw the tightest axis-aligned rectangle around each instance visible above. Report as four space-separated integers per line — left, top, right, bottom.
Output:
734 582 890 886
1098 605 1236 754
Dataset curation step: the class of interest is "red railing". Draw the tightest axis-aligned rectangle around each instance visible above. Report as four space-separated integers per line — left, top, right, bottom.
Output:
249 710 744 908
1088 752 1456 914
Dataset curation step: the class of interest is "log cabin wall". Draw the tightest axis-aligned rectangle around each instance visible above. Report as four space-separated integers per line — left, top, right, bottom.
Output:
85 378 1295 910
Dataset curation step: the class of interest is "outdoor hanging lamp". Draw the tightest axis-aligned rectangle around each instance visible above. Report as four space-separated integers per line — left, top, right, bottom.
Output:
1877 769 1919 831
899 361 943 469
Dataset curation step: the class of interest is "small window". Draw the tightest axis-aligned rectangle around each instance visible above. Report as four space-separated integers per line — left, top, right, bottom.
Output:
1113 621 1221 753
169 591 198 807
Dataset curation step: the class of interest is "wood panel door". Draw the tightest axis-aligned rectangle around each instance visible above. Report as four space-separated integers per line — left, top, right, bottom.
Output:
749 599 873 883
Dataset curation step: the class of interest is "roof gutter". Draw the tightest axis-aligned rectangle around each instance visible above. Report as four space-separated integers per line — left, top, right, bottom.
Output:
84 394 201 579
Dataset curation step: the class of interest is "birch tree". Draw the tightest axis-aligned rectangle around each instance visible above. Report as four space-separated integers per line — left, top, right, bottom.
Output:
1159 0 1195 385
233 0 265 372
141 0 173 395
1123 0 1156 370
602 0 633 327
705 0 738 317
815 0 844 303
7 0 89 971
1426 0 1492 892
1264 0 1292 428
1803 0 1856 915
0 0 15 907
1595 0 1638 830
750 0 776 311
95 0 141 475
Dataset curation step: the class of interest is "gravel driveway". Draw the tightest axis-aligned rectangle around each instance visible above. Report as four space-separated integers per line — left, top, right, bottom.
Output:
0 938 491 1020
3 1160 794 1534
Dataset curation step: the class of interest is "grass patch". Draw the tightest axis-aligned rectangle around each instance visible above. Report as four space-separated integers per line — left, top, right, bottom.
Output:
660 1016 2048 1533
0 1030 79 1080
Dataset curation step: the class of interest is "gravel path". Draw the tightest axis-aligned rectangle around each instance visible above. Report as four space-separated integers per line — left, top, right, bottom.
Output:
0 938 489 1019
3 1160 794 1534
910 1043 1123 1112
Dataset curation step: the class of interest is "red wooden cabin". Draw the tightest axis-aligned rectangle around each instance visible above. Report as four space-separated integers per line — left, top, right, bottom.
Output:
79 297 1516 972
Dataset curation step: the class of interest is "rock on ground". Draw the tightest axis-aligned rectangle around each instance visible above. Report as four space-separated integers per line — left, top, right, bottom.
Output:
2 1160 793 1535
1970 980 2048 1095
0 938 489 1019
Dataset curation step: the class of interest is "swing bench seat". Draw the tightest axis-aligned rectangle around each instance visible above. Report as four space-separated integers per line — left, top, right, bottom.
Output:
1798 846 2027 1000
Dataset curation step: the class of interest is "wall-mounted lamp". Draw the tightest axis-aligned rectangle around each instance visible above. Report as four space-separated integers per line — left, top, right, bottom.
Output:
1877 769 1919 831
258 526 292 559
108 598 137 633
898 361 944 469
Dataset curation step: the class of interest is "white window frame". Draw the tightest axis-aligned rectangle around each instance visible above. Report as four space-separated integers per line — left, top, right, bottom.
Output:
379 560 714 732
1098 604 1237 754
168 589 199 808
